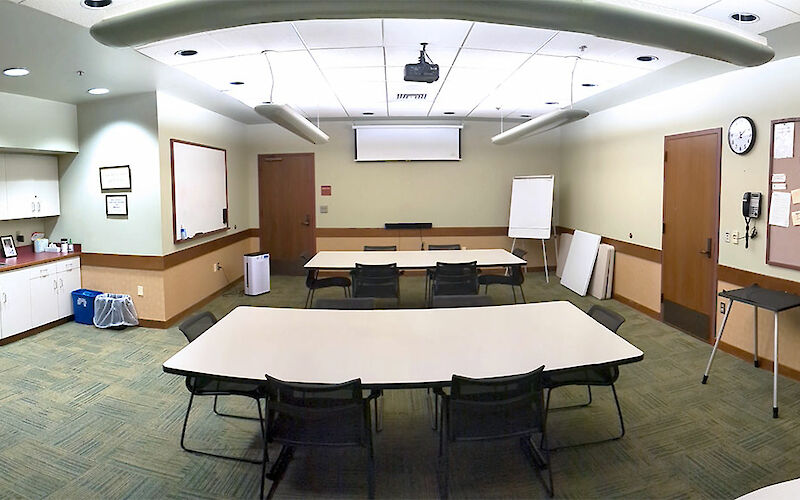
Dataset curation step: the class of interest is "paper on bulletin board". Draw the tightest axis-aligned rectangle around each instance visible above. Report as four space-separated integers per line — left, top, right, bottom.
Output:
773 173 787 183
773 183 787 191
774 122 795 159
769 191 791 227
793 211 800 226
792 188 800 204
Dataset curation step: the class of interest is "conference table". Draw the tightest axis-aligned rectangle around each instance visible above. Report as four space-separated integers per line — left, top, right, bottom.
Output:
303 248 527 271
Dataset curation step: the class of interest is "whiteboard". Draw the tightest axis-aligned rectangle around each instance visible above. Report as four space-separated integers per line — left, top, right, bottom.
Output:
354 125 461 161
508 175 554 239
171 140 229 242
560 230 601 296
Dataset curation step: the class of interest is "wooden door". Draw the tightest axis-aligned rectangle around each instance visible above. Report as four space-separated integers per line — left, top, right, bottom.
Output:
662 129 721 341
258 153 316 275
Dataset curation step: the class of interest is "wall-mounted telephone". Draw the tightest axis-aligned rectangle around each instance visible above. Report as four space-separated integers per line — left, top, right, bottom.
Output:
742 192 761 218
742 192 761 249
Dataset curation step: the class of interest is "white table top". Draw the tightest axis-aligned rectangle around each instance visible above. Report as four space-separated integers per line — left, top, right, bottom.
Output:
163 301 643 388
738 478 800 499
304 249 526 270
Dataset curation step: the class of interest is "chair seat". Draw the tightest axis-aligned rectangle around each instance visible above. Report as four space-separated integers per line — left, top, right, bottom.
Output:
270 411 365 447
478 274 514 286
310 276 351 290
543 366 618 389
189 376 266 396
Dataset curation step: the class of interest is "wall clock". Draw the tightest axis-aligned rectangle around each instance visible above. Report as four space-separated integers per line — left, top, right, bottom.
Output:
728 116 756 155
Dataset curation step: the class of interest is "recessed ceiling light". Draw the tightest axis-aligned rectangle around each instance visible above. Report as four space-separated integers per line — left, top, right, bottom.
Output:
637 55 659 62
3 67 29 77
581 83 598 87
230 81 245 86
362 112 374 116
87 87 110 95
545 101 559 105
175 49 198 57
520 114 532 118
82 0 112 8
443 111 455 115
730 12 759 23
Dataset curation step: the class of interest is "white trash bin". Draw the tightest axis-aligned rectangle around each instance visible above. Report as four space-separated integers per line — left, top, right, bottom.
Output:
93 293 139 328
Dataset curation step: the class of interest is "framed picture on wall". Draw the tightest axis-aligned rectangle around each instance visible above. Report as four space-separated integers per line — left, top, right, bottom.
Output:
106 195 128 216
99 165 132 191
0 235 17 258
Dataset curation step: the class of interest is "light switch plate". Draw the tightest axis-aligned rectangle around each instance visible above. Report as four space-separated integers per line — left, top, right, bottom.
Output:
732 231 739 244
137 285 144 296
724 231 730 243
320 205 328 214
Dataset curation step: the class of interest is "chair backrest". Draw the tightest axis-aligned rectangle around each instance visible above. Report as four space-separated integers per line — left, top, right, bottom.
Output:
448 366 546 441
587 305 625 333
428 244 461 250
313 298 376 310
432 295 494 308
178 311 217 343
363 245 397 251
512 247 528 259
265 375 368 446
351 263 400 298
432 261 479 296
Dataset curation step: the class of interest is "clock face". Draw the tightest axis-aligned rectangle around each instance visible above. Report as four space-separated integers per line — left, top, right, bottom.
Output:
729 116 755 155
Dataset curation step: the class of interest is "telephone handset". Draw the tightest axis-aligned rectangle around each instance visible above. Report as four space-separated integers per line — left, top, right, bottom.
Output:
742 192 761 249
742 192 761 218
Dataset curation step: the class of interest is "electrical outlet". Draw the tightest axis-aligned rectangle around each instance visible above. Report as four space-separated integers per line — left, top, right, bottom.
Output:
724 231 730 243
137 285 144 296
720 302 725 314
213 262 222 272
732 231 739 245
320 205 328 214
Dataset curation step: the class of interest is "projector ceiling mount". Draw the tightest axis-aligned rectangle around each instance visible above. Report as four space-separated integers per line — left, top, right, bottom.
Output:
404 42 439 83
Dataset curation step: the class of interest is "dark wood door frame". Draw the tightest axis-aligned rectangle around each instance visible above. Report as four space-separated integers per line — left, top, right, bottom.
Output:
661 128 722 343
257 152 316 274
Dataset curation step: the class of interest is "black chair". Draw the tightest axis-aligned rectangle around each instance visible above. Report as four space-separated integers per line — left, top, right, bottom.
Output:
425 244 461 302
430 261 479 306
543 305 626 448
260 376 378 499
435 367 553 498
432 295 494 308
178 311 267 463
351 262 400 300
313 297 376 310
305 269 351 308
427 244 461 250
478 247 528 304
364 245 397 251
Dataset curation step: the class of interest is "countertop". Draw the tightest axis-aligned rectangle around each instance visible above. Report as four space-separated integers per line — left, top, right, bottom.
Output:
0 244 82 272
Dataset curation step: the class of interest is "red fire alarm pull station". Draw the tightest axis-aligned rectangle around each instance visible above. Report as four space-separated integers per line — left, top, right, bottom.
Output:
321 185 331 196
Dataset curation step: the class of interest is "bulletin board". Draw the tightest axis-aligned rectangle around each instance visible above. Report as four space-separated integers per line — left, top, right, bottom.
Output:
170 139 229 243
766 117 800 270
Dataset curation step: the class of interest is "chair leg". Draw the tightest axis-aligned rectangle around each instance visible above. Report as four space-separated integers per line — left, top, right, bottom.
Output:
367 428 376 499
546 385 592 411
438 418 449 499
511 285 517 304
304 288 312 308
519 285 527 304
181 392 266 464
213 395 264 421
545 385 625 451
374 393 383 433
611 383 625 440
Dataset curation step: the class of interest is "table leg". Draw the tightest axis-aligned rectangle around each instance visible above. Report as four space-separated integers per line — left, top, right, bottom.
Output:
703 298 733 384
753 307 759 367
773 312 779 418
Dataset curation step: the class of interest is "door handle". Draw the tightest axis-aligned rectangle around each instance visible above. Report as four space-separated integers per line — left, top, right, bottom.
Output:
2 292 6 304
699 238 712 258
59 278 64 289
53 279 58 290
31 201 35 212
37 201 41 212
302 215 311 226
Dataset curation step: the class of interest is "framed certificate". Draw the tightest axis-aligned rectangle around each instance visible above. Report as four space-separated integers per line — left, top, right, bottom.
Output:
106 195 128 216
99 165 132 191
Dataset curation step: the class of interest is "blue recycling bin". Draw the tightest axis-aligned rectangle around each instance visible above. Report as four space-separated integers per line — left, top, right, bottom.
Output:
72 289 103 325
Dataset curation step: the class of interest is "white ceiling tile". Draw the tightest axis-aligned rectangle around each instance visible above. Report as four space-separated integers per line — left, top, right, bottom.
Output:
138 33 230 65
464 23 557 53
695 0 800 34
383 19 473 47
207 22 304 54
176 54 271 92
293 19 383 48
597 43 690 70
311 47 384 68
17 0 167 27
454 49 531 69
538 32 631 59
634 1 719 13
769 0 800 16
384 46 459 68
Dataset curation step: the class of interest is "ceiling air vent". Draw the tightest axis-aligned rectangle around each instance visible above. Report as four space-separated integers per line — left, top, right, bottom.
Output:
396 93 427 100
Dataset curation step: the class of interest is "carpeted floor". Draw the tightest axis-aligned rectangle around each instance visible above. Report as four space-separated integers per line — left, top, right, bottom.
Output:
1 273 799 499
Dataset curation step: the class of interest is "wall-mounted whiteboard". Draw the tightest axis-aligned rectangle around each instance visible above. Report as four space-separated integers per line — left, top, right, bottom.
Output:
171 139 229 243
354 125 461 161
508 175 554 239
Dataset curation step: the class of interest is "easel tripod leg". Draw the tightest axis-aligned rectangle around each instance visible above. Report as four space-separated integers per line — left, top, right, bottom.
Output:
753 307 759 367
773 312 779 418
703 299 733 384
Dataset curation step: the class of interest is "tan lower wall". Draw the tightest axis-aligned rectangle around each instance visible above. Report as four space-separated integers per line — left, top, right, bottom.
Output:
163 237 259 320
613 253 661 314
81 266 167 321
316 235 557 267
717 280 800 374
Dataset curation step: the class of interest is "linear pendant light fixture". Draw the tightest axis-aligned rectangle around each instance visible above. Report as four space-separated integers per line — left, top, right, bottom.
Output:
90 0 773 67
255 104 330 144
491 109 589 145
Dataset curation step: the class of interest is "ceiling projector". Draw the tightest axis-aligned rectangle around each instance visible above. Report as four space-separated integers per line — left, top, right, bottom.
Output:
404 42 439 83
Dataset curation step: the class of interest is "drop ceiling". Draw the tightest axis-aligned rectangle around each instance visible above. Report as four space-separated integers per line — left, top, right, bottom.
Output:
4 0 800 123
